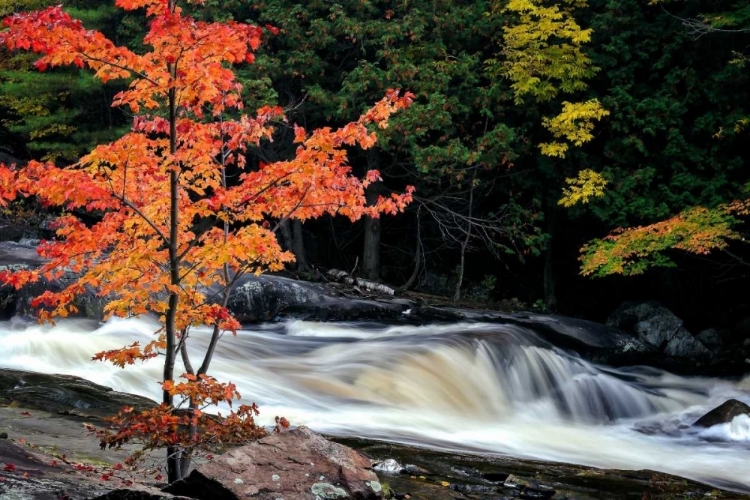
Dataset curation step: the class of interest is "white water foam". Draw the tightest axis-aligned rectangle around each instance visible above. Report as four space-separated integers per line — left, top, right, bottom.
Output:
699 414 750 443
1 316 749 491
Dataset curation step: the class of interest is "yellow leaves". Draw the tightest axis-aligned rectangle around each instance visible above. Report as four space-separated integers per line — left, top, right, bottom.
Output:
540 99 609 157
495 0 606 157
558 169 607 207
539 142 569 157
499 0 598 103
29 123 76 139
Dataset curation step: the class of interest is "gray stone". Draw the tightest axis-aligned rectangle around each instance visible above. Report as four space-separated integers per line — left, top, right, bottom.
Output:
0 242 411 323
607 301 681 349
635 314 683 349
607 301 708 358
373 458 402 474
696 328 724 350
0 369 155 418
663 328 710 358
694 399 750 428
226 275 329 322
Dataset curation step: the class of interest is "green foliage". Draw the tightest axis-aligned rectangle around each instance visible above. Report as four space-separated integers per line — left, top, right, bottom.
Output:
0 0 135 161
247 0 543 271
576 0 750 277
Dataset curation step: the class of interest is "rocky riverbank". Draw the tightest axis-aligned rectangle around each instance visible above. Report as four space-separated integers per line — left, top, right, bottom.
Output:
1 369 749 500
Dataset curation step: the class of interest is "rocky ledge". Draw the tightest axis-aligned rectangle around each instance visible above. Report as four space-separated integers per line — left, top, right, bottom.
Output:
1 369 749 500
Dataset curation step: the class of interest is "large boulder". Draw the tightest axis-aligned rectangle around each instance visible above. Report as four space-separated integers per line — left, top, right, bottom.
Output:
163 426 383 500
694 399 750 428
226 274 331 322
0 369 155 418
226 274 409 323
606 301 709 358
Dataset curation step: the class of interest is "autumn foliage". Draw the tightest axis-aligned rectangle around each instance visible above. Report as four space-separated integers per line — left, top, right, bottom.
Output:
0 0 412 481
580 205 741 277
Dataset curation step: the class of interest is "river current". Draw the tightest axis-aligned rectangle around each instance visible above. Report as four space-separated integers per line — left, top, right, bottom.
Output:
1 316 749 491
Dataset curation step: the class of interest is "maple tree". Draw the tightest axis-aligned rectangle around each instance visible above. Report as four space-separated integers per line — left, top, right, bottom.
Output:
0 0 413 482
580 205 742 277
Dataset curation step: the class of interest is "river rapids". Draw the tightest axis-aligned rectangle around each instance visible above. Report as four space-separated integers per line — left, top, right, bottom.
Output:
1 316 749 491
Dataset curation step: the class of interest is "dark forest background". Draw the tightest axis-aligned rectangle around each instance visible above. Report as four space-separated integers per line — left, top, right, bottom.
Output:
1 0 749 333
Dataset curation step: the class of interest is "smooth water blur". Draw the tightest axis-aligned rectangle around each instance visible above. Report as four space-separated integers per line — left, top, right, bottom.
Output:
1 316 749 491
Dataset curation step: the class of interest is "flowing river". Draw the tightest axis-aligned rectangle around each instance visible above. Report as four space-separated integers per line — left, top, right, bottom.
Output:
1 316 749 491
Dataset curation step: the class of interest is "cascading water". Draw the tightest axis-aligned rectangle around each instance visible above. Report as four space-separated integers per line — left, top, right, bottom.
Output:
1 316 749 491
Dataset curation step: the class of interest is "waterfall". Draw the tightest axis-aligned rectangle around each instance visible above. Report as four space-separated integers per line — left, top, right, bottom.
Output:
1 316 749 491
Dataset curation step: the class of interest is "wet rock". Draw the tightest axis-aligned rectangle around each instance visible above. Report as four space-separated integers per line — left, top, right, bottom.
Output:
662 328 710 358
226 274 329 322
163 426 382 500
479 472 506 483
607 301 679 348
402 463 430 476
407 308 655 366
503 474 556 499
607 301 708 358
695 328 724 350
0 242 410 323
293 297 408 322
373 458 403 474
0 242 107 320
226 273 410 322
373 458 430 476
0 369 155 417
694 399 750 427
449 483 498 494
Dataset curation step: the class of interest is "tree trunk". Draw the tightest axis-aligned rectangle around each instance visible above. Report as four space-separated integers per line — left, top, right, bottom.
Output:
164 25 183 481
362 149 381 280
544 227 557 312
280 218 309 271
291 219 310 271
454 170 476 303
454 240 468 303
397 208 422 292
279 219 293 254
